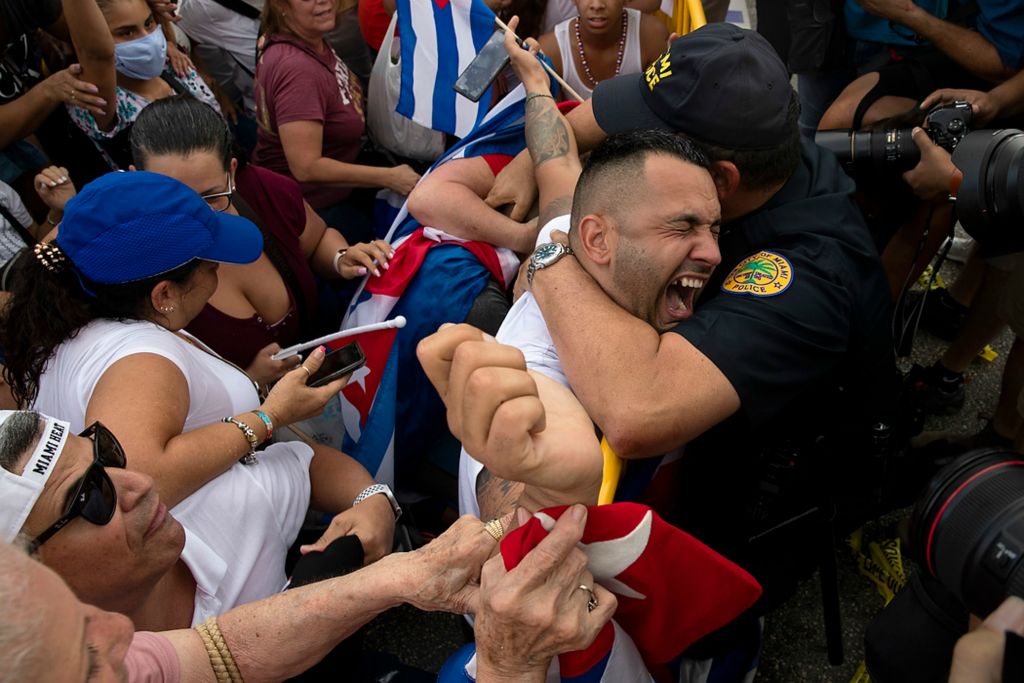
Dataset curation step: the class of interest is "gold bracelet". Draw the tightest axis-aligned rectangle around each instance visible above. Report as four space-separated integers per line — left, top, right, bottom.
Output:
195 617 244 683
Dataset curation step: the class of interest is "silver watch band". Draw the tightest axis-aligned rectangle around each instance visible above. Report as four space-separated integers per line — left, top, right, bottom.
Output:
352 483 402 519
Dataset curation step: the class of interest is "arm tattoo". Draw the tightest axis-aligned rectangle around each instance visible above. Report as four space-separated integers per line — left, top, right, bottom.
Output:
525 97 570 167
476 467 523 519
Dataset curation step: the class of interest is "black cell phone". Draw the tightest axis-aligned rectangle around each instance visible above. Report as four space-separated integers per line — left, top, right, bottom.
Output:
306 342 366 388
453 27 509 103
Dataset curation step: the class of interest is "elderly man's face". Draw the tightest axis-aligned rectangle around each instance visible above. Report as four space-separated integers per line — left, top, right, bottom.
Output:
18 552 135 683
19 431 185 605
607 155 721 332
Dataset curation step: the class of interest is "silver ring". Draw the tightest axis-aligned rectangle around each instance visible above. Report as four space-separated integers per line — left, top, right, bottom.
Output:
577 584 598 612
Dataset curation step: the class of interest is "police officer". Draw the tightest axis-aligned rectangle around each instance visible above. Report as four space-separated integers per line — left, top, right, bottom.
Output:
491 21 896 620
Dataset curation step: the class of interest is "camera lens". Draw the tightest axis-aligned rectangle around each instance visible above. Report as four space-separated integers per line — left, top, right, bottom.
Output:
909 449 1024 617
815 129 919 173
952 129 1024 256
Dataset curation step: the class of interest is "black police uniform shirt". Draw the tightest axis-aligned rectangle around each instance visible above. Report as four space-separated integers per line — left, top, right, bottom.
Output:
667 138 894 566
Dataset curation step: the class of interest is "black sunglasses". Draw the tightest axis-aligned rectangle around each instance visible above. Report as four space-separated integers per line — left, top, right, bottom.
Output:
27 422 126 553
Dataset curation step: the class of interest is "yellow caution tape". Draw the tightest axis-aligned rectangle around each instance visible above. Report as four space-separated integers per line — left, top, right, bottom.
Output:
978 345 999 363
849 660 871 683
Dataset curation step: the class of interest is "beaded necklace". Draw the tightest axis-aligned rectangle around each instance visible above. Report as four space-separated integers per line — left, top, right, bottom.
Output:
573 10 628 88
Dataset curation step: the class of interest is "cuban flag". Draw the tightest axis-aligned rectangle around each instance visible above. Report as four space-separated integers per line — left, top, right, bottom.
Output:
396 0 499 137
291 88 527 485
440 503 763 682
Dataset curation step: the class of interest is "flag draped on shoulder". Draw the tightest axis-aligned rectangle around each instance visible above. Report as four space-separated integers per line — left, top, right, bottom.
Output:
396 0 499 137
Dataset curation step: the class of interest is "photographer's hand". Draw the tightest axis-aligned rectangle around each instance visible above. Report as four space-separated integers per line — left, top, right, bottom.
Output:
921 88 999 127
949 596 1024 682
902 128 961 202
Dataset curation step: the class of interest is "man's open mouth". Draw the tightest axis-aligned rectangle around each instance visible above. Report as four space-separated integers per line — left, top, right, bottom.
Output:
665 276 705 320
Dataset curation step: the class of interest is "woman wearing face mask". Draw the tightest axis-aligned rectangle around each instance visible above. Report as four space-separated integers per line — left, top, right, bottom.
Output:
62 0 221 170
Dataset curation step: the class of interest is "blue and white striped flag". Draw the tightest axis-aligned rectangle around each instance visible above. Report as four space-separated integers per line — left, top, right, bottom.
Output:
396 0 499 138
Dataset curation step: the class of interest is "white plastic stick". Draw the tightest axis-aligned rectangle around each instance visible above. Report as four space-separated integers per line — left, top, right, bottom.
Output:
271 316 407 360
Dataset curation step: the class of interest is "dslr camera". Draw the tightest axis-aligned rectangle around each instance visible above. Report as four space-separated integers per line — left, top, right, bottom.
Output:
816 101 973 174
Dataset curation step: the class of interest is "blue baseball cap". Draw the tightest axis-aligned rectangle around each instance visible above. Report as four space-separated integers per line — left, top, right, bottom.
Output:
592 23 792 150
55 171 263 285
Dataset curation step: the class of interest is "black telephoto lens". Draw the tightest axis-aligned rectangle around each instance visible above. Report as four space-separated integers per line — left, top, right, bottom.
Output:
909 449 1024 618
815 128 920 173
952 129 1024 256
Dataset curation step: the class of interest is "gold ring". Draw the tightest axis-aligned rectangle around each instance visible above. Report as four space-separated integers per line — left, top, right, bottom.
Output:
483 517 504 542
300 366 312 377
577 584 598 612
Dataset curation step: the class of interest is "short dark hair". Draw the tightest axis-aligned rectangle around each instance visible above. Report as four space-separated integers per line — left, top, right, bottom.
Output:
0 412 43 473
691 90 801 191
571 129 710 229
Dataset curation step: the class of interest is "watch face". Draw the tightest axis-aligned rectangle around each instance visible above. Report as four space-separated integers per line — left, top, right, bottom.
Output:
533 242 564 267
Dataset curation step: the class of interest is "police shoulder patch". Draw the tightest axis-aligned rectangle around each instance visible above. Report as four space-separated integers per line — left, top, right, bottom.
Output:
721 250 794 297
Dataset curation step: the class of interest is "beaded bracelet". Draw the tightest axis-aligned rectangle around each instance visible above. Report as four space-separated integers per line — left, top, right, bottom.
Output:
252 410 274 439
222 416 259 465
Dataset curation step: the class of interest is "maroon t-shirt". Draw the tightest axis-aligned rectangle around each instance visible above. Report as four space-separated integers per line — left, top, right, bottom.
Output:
184 166 317 370
253 33 365 209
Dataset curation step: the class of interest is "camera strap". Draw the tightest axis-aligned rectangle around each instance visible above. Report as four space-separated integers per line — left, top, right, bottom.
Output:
1005 631 1024 681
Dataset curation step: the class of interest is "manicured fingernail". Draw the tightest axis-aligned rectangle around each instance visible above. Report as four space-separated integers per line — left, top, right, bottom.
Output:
316 345 327 355
382 262 389 270
86 85 99 94
48 181 57 187
373 268 381 277
357 267 367 276
58 176 67 183
389 250 396 257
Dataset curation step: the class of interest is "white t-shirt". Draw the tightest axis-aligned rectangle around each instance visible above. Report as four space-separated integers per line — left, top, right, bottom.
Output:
0 180 33 264
458 215 571 518
33 318 314 618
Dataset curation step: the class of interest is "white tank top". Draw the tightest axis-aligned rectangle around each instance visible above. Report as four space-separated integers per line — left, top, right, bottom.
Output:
553 8 643 100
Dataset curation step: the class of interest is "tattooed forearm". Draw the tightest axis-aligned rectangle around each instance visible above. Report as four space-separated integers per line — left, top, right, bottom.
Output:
476 467 524 520
525 97 571 167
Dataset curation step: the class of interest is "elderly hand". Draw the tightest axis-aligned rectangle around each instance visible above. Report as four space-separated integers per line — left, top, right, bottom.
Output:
921 88 999 127
301 494 396 564
902 128 960 202
949 596 1024 682
400 514 504 614
503 16 551 96
259 346 351 427
245 342 302 388
34 166 77 216
474 505 616 680
336 240 395 279
43 65 106 117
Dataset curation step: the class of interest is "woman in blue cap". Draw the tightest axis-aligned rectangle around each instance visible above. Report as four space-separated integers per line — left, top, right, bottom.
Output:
0 171 397 570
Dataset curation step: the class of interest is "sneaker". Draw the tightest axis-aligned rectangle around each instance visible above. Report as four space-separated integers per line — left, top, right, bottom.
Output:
904 362 966 416
918 288 968 341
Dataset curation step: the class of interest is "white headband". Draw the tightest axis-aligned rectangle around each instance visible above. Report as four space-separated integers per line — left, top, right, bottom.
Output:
0 412 72 543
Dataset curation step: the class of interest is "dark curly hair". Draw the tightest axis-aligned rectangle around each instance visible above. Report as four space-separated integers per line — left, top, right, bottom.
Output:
0 252 200 407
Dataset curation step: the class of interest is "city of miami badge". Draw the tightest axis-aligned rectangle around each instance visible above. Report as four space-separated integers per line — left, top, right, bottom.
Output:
721 251 793 297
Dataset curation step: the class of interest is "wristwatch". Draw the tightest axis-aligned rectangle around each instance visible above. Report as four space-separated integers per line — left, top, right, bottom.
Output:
527 242 574 288
353 483 402 519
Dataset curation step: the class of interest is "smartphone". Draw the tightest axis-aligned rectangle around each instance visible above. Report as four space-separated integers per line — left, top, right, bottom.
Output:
306 342 366 388
453 27 509 103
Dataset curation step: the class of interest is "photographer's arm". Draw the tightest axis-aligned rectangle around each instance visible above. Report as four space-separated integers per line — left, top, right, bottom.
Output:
858 0 1015 83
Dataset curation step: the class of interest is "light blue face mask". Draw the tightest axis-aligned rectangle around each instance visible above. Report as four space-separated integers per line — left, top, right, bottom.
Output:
113 28 168 80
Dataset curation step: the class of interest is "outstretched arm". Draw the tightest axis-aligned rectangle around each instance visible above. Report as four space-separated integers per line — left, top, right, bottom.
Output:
504 19 581 227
